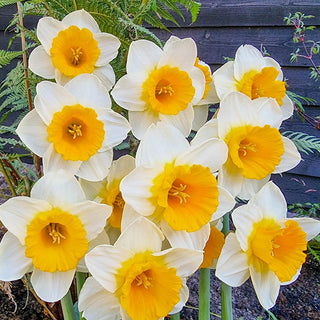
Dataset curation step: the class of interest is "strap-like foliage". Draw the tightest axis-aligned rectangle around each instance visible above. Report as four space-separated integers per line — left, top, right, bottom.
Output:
282 130 320 154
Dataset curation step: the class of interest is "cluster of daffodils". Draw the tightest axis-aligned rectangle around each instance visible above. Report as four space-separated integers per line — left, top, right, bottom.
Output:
0 9 319 320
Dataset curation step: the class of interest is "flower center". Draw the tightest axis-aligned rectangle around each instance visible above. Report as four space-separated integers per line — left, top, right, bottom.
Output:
236 66 286 106
50 25 100 77
47 104 105 161
141 66 195 115
134 271 153 289
151 163 219 232
168 183 190 204
47 222 66 244
225 124 284 180
25 208 88 272
249 218 307 282
116 252 182 320
114 192 125 208
67 123 82 139
70 47 83 65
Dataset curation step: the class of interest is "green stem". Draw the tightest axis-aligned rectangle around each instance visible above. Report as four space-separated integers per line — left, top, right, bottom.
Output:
170 312 180 320
199 268 211 320
60 290 77 320
76 272 86 320
0 160 16 197
221 213 233 320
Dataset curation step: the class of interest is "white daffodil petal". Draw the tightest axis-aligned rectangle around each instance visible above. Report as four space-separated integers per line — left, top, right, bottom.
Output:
218 165 244 198
0 232 33 281
77 230 110 273
232 204 263 251
191 118 219 146
280 95 294 120
120 205 143 232
274 136 301 173
264 56 283 79
254 97 282 128
31 268 75 302
85 245 132 293
31 170 85 205
78 277 121 320
128 110 160 140
156 247 203 278
111 74 146 111
234 45 265 80
93 64 116 91
76 149 113 181
63 201 111 241
79 178 105 200
160 104 194 138
170 283 189 314
215 233 250 287
16 109 49 157
136 122 189 167
35 81 77 124
211 186 236 221
108 155 135 186
98 109 131 148
0 197 51 244
43 144 82 176
160 37 197 71
127 39 162 74
189 67 206 105
237 175 271 200
95 33 121 66
248 181 287 219
120 166 161 216
176 138 228 172
287 217 320 241
249 263 280 310
192 105 209 131
37 17 66 53
28 46 55 79
161 220 210 250
115 217 164 252
217 92 258 138
213 61 237 100
64 74 112 109
62 9 100 33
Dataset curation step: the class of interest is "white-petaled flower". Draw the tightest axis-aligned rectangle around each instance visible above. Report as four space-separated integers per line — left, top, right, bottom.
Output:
120 122 235 250
16 74 131 181
80 155 135 243
111 36 205 139
29 9 120 87
0 170 111 302
213 44 293 120
215 181 320 310
192 92 301 199
79 217 202 320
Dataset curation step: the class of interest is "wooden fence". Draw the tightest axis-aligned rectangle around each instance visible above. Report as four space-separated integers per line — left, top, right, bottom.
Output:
0 1 320 205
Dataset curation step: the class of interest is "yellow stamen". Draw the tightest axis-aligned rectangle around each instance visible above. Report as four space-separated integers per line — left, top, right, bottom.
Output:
168 183 190 204
70 47 83 65
239 141 257 156
114 192 125 208
156 83 174 96
47 222 66 244
67 123 82 139
135 272 153 289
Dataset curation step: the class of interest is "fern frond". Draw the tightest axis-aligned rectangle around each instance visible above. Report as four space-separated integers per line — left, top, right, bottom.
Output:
178 0 200 23
0 0 18 9
0 50 23 68
282 130 320 154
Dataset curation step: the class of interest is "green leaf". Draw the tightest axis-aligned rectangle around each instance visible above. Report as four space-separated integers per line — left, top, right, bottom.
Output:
282 131 320 155
0 0 19 9
0 50 23 68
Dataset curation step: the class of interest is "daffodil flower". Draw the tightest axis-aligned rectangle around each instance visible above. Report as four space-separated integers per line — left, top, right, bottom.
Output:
213 44 294 120
29 9 120 87
79 217 203 320
215 181 320 310
111 36 206 139
16 74 131 181
120 122 235 250
192 92 301 199
80 155 135 243
0 170 111 302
